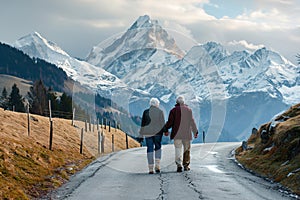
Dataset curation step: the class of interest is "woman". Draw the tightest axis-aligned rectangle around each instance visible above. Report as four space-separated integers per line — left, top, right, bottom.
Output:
139 98 165 174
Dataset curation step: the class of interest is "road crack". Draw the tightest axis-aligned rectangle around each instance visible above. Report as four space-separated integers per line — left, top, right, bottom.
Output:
156 173 168 200
184 173 205 199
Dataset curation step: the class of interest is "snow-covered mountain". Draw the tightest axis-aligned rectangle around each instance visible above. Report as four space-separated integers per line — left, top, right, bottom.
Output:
165 43 298 141
13 32 126 97
84 15 300 141
85 15 300 106
181 42 300 104
86 15 184 70
13 15 300 142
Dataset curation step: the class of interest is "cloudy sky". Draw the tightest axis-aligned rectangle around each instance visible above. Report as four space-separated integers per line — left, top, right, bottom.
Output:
1 0 300 64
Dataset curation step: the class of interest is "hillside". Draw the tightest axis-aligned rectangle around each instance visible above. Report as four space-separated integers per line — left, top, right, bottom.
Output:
0 108 139 199
0 41 140 137
0 74 32 97
236 103 300 195
0 42 73 94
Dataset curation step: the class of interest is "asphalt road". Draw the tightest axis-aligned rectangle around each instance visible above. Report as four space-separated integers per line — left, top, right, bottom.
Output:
51 142 297 200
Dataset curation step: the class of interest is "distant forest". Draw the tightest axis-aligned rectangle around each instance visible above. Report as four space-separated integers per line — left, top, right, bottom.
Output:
0 42 141 135
0 42 68 92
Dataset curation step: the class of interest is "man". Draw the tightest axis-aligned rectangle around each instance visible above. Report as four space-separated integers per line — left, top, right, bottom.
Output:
164 95 198 172
139 98 165 174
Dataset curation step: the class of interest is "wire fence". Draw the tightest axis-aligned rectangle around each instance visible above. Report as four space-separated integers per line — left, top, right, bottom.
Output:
19 106 138 156
43 109 74 119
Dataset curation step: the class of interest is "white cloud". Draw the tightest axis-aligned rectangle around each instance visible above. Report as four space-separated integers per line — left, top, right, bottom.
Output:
1 0 299 64
163 21 198 51
226 40 264 52
235 8 295 30
125 0 215 24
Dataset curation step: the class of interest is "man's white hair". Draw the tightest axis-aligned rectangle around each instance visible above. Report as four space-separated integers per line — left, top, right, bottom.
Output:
176 95 185 104
150 98 160 107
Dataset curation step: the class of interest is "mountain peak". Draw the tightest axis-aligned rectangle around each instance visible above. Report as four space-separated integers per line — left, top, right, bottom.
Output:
32 31 43 39
18 31 48 46
86 15 185 67
14 32 69 57
129 15 158 30
251 47 292 66
14 32 123 93
200 41 229 63
203 42 227 52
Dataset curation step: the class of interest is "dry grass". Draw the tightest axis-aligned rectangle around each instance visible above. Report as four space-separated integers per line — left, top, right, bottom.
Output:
0 108 139 199
236 104 300 195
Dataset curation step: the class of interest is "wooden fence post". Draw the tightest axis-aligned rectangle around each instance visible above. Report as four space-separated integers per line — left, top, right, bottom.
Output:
89 116 91 132
80 128 84 154
112 134 114 152
93 118 95 132
98 131 101 154
49 120 53 150
72 108 75 126
101 129 105 153
27 103 30 136
48 100 52 121
126 133 129 149
109 121 111 132
48 100 53 150
85 120 87 132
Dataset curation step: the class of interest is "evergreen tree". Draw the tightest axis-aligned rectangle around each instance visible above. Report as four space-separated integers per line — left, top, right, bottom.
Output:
0 87 9 109
9 83 24 112
59 92 73 118
2 87 7 98
297 53 300 65
27 80 48 115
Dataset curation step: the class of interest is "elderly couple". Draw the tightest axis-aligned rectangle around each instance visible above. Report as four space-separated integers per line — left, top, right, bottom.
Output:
139 95 198 174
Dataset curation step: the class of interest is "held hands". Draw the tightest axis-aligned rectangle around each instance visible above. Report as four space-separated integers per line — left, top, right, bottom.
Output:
164 132 170 136
137 137 144 143
194 131 198 139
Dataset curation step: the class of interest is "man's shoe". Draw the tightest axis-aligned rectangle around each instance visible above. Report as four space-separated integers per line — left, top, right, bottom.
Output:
155 168 161 173
149 171 154 174
177 166 183 172
184 166 190 171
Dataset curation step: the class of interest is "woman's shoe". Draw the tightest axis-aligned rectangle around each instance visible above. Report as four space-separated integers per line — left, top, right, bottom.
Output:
148 164 154 174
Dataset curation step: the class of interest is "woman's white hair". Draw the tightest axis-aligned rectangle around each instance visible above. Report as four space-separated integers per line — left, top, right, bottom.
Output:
176 95 185 104
150 98 160 107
